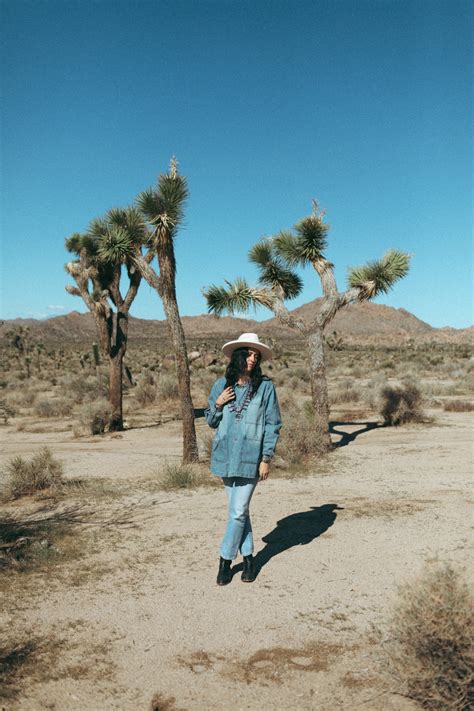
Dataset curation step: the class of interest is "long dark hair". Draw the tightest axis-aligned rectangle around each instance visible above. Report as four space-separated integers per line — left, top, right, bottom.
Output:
225 347 264 396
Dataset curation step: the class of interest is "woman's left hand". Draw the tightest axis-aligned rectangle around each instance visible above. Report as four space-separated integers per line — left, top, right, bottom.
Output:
259 461 270 481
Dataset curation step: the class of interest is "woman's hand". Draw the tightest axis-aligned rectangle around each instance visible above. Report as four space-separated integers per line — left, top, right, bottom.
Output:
259 460 270 481
215 386 235 409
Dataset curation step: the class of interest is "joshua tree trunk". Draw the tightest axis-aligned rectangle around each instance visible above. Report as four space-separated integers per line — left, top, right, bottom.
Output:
91 306 129 432
109 349 124 431
158 243 199 463
307 328 332 450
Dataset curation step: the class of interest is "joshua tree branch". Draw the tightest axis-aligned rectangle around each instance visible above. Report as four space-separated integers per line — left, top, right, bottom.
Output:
271 286 308 334
108 267 124 309
311 258 338 297
132 251 163 296
123 268 142 312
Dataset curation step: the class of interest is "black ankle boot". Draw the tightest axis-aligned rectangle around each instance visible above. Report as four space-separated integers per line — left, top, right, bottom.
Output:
216 557 232 586
241 555 256 583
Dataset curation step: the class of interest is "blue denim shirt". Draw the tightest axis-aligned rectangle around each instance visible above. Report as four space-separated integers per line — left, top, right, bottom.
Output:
205 376 282 478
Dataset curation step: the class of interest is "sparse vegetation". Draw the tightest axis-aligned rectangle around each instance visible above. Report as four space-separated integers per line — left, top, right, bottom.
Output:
386 563 474 710
379 381 425 425
443 400 474 412
78 398 112 435
159 462 207 490
277 396 328 465
2 447 64 499
34 396 73 418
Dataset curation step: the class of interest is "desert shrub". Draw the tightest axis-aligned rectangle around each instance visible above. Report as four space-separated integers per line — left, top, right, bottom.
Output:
61 374 107 403
135 372 157 406
193 370 217 398
159 463 202 490
3 448 64 499
78 398 112 435
156 373 179 401
386 563 473 710
330 379 362 404
34 397 73 418
278 396 327 465
5 389 37 409
379 381 425 425
0 399 15 424
443 400 474 412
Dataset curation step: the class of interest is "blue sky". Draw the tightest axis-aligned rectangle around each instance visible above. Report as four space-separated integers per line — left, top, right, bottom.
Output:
1 0 472 328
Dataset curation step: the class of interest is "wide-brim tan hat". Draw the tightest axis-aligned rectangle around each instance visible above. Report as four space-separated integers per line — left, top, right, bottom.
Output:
222 333 273 361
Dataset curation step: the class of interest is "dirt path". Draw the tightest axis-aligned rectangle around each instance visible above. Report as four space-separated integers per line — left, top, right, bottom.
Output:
1 412 472 710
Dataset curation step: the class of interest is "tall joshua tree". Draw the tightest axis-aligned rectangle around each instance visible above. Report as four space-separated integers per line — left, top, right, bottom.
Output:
204 201 410 450
65 208 144 430
132 159 199 463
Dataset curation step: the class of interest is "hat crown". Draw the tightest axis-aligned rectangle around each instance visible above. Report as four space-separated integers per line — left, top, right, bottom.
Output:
236 333 259 344
222 333 272 361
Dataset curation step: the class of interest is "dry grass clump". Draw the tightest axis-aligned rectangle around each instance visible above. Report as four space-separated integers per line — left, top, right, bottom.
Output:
34 396 73 418
379 381 425 425
443 400 474 412
0 639 38 698
77 398 112 435
386 563 473 710
2 447 64 499
4 388 38 411
157 373 179 401
330 379 362 404
278 396 328 465
135 372 157 406
159 462 209 490
61 374 108 403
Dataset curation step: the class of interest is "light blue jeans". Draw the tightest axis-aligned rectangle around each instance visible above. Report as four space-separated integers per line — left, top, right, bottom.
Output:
220 477 259 560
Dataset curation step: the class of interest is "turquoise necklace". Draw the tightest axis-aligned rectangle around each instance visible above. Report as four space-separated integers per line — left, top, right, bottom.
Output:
228 382 253 420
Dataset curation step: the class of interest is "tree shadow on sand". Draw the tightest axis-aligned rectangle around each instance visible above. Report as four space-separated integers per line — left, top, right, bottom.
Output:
329 420 385 448
233 503 343 579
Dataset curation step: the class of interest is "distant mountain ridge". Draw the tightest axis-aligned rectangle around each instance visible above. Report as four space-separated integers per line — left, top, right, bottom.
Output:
1 301 472 345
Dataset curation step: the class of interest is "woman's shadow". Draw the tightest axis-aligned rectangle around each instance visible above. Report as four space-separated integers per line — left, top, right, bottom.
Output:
235 503 342 579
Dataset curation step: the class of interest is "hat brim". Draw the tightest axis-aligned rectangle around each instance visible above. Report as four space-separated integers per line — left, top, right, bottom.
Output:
222 340 272 361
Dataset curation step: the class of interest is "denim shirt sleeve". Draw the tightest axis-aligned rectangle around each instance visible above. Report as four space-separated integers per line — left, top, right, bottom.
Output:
262 381 282 457
205 378 225 429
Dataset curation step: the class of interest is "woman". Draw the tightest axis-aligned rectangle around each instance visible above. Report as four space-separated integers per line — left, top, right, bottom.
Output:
205 333 282 586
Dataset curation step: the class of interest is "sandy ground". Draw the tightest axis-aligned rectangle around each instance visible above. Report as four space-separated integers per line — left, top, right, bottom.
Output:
0 410 472 710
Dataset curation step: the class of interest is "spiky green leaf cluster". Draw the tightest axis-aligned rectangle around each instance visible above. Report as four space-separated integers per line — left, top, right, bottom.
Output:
65 233 83 254
249 239 303 300
137 162 189 240
97 227 133 264
271 214 328 267
64 232 100 260
204 278 274 316
347 250 410 298
136 189 165 224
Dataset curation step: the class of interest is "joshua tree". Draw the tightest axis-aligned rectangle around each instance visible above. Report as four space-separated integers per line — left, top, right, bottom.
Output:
132 159 198 463
6 326 33 374
204 201 410 450
65 208 144 430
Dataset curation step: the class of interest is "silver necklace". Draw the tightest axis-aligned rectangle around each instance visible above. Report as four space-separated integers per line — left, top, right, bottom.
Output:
228 383 253 420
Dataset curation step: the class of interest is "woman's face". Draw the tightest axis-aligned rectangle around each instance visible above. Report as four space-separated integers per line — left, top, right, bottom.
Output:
244 348 260 374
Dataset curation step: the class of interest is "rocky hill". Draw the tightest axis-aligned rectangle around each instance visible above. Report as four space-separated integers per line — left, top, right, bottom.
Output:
1 302 472 345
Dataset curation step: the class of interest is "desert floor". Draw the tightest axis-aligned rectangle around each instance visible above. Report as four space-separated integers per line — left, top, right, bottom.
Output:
1 410 472 711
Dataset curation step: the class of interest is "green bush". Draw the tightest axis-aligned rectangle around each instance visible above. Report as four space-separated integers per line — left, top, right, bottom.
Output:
386 563 473 710
3 448 64 499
